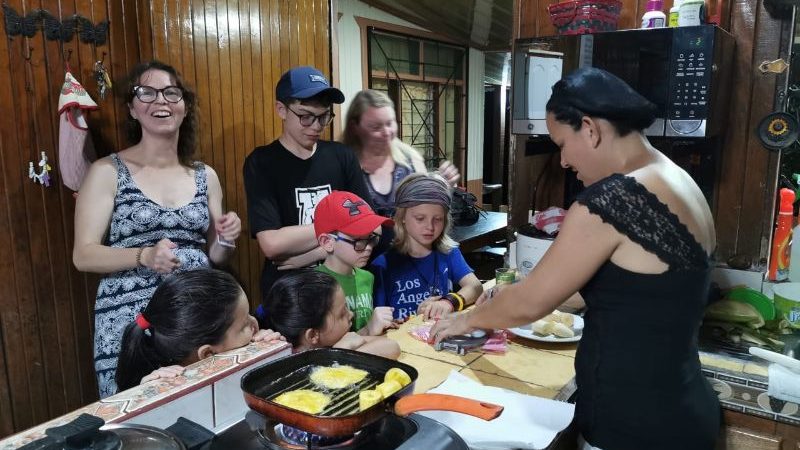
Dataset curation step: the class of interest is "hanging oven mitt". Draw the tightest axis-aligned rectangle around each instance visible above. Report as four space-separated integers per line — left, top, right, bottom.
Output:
58 71 98 192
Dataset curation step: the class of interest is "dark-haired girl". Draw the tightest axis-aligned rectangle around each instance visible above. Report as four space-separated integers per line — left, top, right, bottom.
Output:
262 270 400 359
116 269 282 391
431 68 720 450
73 61 242 397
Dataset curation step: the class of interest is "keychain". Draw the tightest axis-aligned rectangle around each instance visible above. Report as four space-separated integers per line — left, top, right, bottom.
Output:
93 58 112 100
28 151 52 187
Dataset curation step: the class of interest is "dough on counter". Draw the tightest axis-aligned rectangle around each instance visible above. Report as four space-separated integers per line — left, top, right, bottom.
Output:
272 389 332 414
309 365 369 389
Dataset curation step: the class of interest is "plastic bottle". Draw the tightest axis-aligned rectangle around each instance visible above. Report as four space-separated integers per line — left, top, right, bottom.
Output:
641 0 667 28
769 188 795 281
790 215 800 282
677 0 705 26
668 0 683 26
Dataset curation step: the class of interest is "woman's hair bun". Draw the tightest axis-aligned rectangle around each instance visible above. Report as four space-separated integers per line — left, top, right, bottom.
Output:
548 67 658 134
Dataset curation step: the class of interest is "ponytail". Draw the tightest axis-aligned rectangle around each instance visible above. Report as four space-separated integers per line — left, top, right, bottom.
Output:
115 269 243 390
116 322 162 390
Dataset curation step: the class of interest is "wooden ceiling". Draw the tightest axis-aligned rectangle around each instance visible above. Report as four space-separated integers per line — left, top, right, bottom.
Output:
360 0 514 50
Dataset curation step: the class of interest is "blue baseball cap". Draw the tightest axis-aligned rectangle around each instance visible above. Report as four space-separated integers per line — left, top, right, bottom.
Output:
275 66 345 104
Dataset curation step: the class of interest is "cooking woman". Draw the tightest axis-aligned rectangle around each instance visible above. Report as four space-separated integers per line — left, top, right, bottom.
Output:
431 68 720 450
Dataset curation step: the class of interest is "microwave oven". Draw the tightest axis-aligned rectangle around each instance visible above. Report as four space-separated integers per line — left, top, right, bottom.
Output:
511 25 735 137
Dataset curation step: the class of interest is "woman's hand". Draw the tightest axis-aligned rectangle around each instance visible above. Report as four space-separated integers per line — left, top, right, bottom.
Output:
437 160 461 186
334 332 367 350
365 306 398 335
140 365 184 385
429 312 475 345
216 211 241 242
417 297 454 320
142 238 180 273
252 328 286 342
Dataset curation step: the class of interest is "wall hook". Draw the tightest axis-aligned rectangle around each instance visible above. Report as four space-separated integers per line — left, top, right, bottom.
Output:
22 45 33 61
63 48 72 62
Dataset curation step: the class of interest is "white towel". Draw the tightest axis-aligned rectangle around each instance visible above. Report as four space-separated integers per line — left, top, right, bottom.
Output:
767 363 800 404
420 371 574 450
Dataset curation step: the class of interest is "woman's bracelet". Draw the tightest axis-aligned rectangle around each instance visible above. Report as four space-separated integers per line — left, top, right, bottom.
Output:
136 247 147 267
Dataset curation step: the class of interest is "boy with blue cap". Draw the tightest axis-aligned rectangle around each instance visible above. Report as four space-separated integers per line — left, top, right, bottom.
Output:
244 67 372 297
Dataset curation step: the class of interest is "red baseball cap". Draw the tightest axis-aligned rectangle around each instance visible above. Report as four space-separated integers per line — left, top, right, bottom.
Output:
314 191 394 237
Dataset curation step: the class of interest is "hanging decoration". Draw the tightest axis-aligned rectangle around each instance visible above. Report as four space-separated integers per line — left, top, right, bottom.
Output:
29 151 52 187
93 55 112 100
58 68 98 191
2 4 109 46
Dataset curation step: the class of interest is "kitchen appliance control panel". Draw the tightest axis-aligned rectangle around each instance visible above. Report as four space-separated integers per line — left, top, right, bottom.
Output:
667 26 716 136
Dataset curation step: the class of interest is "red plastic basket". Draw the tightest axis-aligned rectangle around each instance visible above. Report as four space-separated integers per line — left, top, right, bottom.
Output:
548 0 622 35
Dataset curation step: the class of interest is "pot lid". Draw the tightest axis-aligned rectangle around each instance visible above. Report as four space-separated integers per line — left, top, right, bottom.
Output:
18 414 186 450
102 423 186 450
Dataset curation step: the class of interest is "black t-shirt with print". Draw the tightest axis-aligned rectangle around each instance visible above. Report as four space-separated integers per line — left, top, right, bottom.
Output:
243 139 372 294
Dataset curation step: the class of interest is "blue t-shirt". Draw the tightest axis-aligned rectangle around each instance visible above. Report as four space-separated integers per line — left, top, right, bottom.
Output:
370 247 473 320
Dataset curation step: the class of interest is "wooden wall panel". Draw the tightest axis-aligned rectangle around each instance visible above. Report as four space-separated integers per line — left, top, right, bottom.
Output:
0 0 332 437
511 0 785 262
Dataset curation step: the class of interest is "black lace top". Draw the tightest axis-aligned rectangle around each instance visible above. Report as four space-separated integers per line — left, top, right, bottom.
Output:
576 173 709 271
572 174 720 450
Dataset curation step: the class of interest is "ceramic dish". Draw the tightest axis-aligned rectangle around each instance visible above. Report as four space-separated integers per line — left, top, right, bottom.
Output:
507 314 584 343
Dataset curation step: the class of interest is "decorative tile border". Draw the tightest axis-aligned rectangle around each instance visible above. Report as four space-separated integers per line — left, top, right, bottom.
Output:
703 366 800 426
0 340 290 449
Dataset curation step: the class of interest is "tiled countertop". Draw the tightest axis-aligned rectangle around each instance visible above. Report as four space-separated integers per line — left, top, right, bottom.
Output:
701 350 800 426
0 339 291 449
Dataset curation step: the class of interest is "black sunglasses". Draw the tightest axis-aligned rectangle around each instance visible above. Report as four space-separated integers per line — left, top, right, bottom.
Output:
334 233 381 252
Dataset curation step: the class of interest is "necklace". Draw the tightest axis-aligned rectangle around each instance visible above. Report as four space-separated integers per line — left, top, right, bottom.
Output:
408 252 441 297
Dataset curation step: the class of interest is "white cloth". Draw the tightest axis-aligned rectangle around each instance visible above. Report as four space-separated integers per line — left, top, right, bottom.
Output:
419 371 574 450
767 363 800 404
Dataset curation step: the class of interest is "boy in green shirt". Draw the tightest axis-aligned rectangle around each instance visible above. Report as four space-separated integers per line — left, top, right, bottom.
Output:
314 191 396 335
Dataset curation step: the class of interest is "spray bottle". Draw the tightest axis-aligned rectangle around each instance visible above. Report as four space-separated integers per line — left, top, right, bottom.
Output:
769 188 795 281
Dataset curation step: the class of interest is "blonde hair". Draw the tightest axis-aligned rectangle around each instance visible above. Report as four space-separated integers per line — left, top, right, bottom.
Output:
342 89 419 170
392 173 457 254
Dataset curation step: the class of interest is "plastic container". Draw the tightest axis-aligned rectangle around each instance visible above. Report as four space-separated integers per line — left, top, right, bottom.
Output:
677 0 705 26
772 283 800 329
668 0 683 26
548 0 622 35
725 287 776 321
641 0 667 28
768 188 795 281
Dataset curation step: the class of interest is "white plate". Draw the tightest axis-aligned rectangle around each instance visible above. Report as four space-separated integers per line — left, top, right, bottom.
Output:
507 314 584 343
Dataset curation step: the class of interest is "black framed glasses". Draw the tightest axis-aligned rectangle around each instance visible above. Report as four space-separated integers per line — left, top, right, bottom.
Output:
334 233 381 252
286 106 335 127
133 85 184 103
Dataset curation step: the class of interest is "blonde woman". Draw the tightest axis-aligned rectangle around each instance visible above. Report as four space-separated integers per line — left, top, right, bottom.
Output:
342 89 459 218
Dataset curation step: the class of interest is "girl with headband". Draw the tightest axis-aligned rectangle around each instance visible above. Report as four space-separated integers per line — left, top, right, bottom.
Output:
370 173 483 321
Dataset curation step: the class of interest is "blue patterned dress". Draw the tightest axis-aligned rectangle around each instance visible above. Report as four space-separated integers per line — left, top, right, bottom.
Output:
94 154 211 397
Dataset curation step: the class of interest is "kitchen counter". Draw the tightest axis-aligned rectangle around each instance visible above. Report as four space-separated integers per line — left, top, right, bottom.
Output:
388 315 577 401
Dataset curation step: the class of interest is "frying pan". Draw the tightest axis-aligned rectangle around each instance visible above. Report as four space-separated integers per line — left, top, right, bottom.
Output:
241 348 503 437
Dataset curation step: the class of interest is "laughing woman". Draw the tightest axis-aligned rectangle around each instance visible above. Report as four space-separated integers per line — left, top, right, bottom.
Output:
73 61 241 397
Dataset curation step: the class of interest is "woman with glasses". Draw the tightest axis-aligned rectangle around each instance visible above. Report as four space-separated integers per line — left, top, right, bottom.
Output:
73 61 241 397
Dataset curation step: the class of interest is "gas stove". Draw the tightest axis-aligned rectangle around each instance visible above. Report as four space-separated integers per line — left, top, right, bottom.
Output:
209 410 469 450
